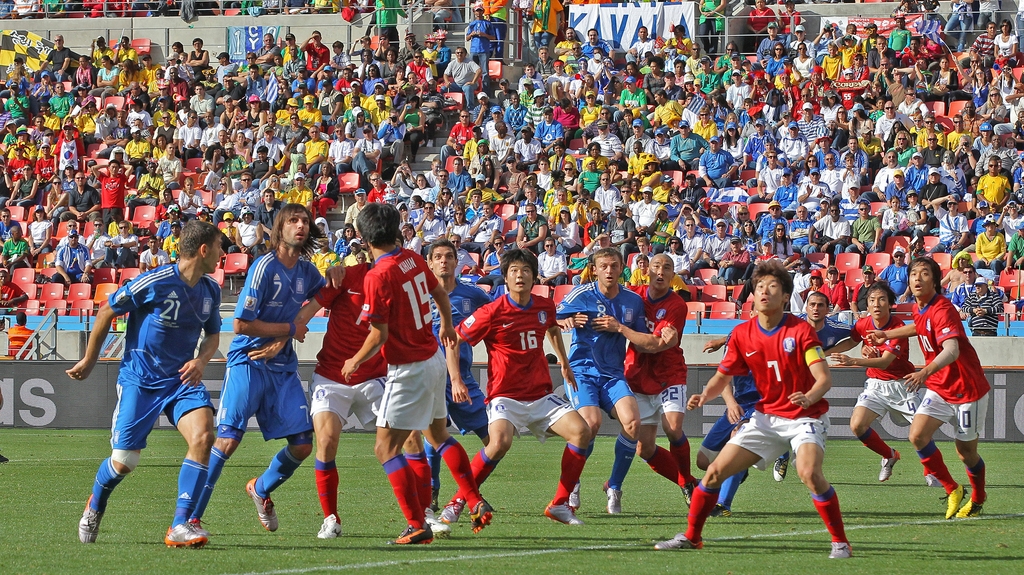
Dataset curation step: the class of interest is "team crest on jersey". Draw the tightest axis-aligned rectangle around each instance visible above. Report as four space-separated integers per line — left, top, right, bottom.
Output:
115 289 130 305
926 319 931 331
596 303 607 317
624 308 634 323
202 298 212 315
296 277 305 294
244 296 258 311
538 311 547 324
462 299 472 314
783 337 796 353
656 309 666 320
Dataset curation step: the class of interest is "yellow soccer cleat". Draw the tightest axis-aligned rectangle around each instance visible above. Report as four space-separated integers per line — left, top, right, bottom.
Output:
956 499 983 518
944 484 965 520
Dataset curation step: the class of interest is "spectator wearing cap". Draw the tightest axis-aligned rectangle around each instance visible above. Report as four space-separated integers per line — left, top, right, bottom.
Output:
929 198 971 254
779 121 809 170
589 118 625 167
698 135 736 190
979 133 1018 180
755 201 789 241
756 21 784 66
999 200 1024 241
962 276 1003 336
973 214 1007 277
969 200 997 239
796 102 825 143
236 207 266 256
646 127 675 172
883 169 911 210
902 151 929 192
535 107 564 155
670 120 709 172
742 117 776 170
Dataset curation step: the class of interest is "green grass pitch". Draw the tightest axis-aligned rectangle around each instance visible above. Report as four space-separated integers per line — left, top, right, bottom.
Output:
1 430 1022 575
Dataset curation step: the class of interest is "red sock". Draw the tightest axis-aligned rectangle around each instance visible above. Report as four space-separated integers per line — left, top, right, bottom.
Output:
314 463 338 519
857 428 895 459
383 456 424 528
683 483 719 543
670 437 696 484
917 442 958 494
811 487 848 543
645 446 685 487
966 459 986 504
405 452 432 512
553 444 588 505
454 449 500 502
439 438 482 508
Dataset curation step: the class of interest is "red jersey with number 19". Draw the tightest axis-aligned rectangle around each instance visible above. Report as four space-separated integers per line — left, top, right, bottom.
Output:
314 263 388 384
849 316 915 381
359 247 440 364
719 314 828 419
913 294 990 403
456 294 558 403
624 285 688 395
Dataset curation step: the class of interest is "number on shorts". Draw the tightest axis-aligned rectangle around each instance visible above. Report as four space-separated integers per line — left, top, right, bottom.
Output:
401 272 433 330
546 395 565 407
806 422 817 435
661 386 679 403
519 330 538 350
918 335 935 353
767 360 782 382
907 401 917 414
300 405 309 423
959 409 971 429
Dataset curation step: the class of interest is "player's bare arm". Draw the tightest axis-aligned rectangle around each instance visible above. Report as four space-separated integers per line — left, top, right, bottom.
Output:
830 349 897 370
247 298 324 362
789 358 832 409
235 317 309 343
721 383 744 424
545 324 576 391
342 322 388 382
866 323 916 345
703 337 727 354
905 337 959 391
591 315 678 353
444 336 471 403
688 370 733 411
824 337 859 355
179 332 220 386
67 304 117 381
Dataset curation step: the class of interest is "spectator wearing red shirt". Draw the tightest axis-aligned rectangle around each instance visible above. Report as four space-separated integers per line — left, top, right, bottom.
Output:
302 31 331 80
746 0 778 52
0 267 28 311
440 110 476 167
91 159 129 225
819 266 850 312
366 174 390 203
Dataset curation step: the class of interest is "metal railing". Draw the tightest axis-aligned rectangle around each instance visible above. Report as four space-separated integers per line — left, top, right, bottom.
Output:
14 307 59 360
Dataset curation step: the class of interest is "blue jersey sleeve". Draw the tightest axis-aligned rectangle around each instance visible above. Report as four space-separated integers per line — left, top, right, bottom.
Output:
108 270 159 315
234 254 271 322
556 285 592 319
625 294 648 333
202 277 222 335
302 261 326 301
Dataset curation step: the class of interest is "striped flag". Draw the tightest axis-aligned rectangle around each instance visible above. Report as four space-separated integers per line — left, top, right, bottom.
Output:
265 74 279 105
915 18 944 45
686 93 706 115
707 186 749 204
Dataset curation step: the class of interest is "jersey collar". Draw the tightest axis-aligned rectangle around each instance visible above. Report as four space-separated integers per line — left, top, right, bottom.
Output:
505 293 533 310
756 313 789 337
375 246 402 264
918 293 940 313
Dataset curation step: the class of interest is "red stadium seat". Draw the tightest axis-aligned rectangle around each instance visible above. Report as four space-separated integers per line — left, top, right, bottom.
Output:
487 60 503 81
208 269 225 287
531 285 551 298
43 299 68 315
685 301 706 322
552 284 574 305
864 253 891 274
1004 303 1018 321
699 284 727 303
119 268 141 284
709 301 738 319
833 252 861 275
998 270 1021 288
104 96 125 111
130 38 151 55
223 253 250 279
932 252 952 272
93 283 118 303
806 252 829 268
12 268 35 291
91 268 117 285
844 269 864 288
884 236 911 254
70 299 95 317
6 205 25 221
132 205 157 225
38 283 65 301
24 299 42 316
338 173 361 194
68 283 93 300
19 283 38 301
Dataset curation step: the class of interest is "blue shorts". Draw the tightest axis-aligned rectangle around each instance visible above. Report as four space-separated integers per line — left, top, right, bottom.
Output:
111 379 213 451
217 362 313 441
565 373 634 414
701 403 758 453
446 379 488 436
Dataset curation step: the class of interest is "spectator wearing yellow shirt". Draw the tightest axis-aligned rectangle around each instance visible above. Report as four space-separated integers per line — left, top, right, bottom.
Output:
282 172 314 210
303 125 330 175
311 238 341 276
368 92 391 127
113 36 139 65
544 187 573 220
91 37 115 67
76 100 98 138
692 108 718 141
125 128 153 178
162 221 182 262
975 216 1007 274
976 158 1011 210
297 95 323 128
821 42 842 81
276 98 301 125
37 103 62 132
651 91 683 129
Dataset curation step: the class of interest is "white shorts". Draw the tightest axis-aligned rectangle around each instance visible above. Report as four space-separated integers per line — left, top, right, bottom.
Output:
376 349 448 431
636 384 687 426
854 378 923 426
487 394 576 442
310 373 386 429
728 410 829 468
916 389 989 442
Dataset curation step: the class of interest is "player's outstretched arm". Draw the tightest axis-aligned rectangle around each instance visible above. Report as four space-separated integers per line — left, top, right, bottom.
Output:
235 317 309 343
830 350 898 369
66 303 117 381
324 264 346 289
342 322 388 382
179 331 220 386
866 323 917 345
592 315 677 353
789 358 832 409
703 336 728 353
824 337 858 355
688 371 733 411
444 335 470 403
905 337 959 391
546 325 576 390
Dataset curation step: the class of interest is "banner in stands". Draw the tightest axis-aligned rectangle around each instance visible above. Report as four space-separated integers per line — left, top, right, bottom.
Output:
226 26 282 63
566 2 696 53
4 362 1024 443
0 30 70 75
823 15 923 38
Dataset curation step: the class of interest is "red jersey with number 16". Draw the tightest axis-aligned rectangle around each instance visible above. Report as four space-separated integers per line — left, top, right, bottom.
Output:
913 294 989 403
624 285 688 395
359 247 440 364
850 316 915 381
456 294 558 403
719 314 828 419
314 263 388 384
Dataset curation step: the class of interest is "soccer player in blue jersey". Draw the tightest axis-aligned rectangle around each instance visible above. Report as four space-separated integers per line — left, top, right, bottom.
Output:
555 247 676 513
189 204 334 533
70 221 224 548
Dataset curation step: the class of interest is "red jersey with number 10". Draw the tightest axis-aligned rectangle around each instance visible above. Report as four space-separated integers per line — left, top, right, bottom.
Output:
456 294 558 403
359 247 440 364
314 263 388 384
719 314 828 419
850 316 915 381
624 285 688 395
913 294 990 403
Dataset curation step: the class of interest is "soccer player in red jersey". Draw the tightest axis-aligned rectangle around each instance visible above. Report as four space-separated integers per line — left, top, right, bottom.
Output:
343 203 491 545
829 282 921 483
615 254 696 505
656 260 851 559
867 257 990 519
449 248 592 525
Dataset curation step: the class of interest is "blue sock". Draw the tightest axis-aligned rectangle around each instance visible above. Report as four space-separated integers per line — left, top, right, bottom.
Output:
90 458 126 513
190 447 228 521
255 446 303 498
917 440 938 459
424 441 442 490
718 469 747 509
585 440 595 458
172 459 208 527
606 434 637 491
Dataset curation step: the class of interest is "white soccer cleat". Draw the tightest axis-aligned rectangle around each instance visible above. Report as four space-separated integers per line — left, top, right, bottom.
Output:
829 542 852 559
545 503 584 525
317 514 342 539
188 518 210 538
654 533 703 550
606 486 622 514
439 498 465 524
568 481 581 511
773 455 789 482
925 473 943 488
879 451 900 482
424 508 451 538
164 522 208 548
245 478 278 532
78 498 103 544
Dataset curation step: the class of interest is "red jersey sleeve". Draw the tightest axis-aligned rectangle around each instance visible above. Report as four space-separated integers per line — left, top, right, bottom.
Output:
456 301 494 346
359 269 392 324
718 330 750 377
315 284 341 308
931 305 964 346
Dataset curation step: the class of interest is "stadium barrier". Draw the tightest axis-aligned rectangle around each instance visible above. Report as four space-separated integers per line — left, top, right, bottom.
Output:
3 361 1023 442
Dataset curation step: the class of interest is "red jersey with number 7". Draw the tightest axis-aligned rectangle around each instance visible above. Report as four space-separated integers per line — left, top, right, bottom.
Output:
912 294 990 403
718 314 829 419
359 247 440 364
456 294 558 403
314 263 388 384
624 285 688 395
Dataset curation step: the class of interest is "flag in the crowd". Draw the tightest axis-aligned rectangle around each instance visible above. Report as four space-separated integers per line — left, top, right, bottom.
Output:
0 30 76 75
686 93 706 115
265 74 278 104
708 186 749 204
915 18 943 45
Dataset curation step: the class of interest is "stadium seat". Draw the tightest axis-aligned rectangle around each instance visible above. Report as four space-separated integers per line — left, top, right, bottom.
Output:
11 268 35 291
223 254 251 287
43 300 68 315
806 252 829 268
6 205 25 221
38 283 65 301
844 269 864 288
924 101 945 116
748 203 770 220
443 91 465 114
695 268 716 283
685 301 706 322
884 236 911 254
998 270 1021 288
833 252 860 275
932 252 951 272
70 299 95 317
1004 303 1018 321
892 303 915 320
947 100 966 118
487 60 503 81
119 268 141 284
709 301 737 319
864 253 891 274
104 96 125 110
208 269 225 287
130 38 151 55
869 202 886 217
24 299 42 316
132 205 157 225
699 284 727 303
498 204 516 219
91 268 117 285
185 157 204 172
531 285 551 298
19 283 38 301
68 283 92 300
552 284 573 305
921 237 940 252
93 283 118 303
338 173 360 194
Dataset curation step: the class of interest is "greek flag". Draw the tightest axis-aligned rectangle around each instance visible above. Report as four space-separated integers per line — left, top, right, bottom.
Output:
707 186 749 204
915 18 944 45
265 74 279 105
686 93 706 115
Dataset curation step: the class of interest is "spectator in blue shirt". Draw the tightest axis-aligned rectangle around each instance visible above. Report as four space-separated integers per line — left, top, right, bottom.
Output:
535 107 564 154
790 204 815 254
448 157 474 197
756 201 789 241
699 136 737 189
904 152 929 191
503 92 528 134
884 170 910 209
774 169 800 213
581 28 613 60
878 247 910 301
743 118 776 169
466 6 496 91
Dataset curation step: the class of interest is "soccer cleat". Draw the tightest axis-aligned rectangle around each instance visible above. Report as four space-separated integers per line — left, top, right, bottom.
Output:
245 478 279 532
605 485 622 514
925 473 943 488
424 508 451 538
545 502 584 525
188 518 210 538
78 497 103 544
430 486 440 513
654 533 703 550
317 514 342 539
389 524 433 545
709 504 732 518
164 522 208 548
440 498 465 524
469 500 494 534
879 450 900 482
0 452 8 464
568 481 581 511
681 480 696 507
773 455 789 482
944 484 966 520
956 499 983 518
829 542 852 559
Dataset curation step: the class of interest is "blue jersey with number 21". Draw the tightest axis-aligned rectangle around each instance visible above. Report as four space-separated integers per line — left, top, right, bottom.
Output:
556 282 648 380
